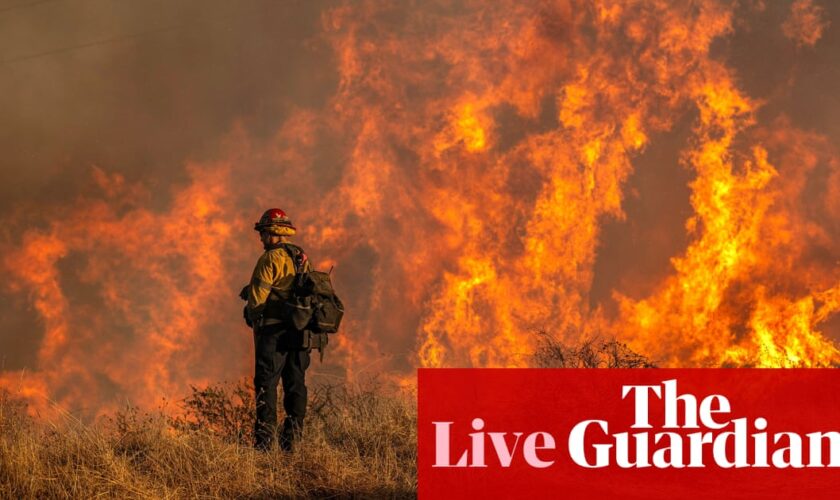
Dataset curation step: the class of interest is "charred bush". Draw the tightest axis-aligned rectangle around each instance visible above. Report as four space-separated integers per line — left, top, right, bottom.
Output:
534 332 656 368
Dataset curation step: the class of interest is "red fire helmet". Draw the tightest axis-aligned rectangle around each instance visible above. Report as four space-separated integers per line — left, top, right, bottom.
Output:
254 208 296 232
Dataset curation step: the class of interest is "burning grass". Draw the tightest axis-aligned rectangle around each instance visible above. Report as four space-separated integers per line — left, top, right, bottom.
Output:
0 381 417 498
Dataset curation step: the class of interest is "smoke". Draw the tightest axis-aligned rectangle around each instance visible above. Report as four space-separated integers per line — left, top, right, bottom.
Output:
783 0 829 47
0 0 338 413
0 0 838 415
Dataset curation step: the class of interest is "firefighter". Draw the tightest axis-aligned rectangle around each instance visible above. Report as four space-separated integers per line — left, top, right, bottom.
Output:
244 208 312 451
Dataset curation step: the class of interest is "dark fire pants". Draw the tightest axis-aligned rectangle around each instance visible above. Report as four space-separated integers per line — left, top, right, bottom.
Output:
253 324 310 450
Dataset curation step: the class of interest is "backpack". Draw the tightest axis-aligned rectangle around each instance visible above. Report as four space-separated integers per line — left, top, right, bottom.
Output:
278 244 345 335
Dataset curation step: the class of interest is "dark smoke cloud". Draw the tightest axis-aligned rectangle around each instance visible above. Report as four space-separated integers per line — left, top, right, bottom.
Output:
0 0 335 208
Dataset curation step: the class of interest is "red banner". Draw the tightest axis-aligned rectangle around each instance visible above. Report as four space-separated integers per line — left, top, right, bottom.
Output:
418 369 840 499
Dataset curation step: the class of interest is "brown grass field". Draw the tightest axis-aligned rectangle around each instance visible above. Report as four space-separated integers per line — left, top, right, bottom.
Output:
1 381 417 499
0 337 649 499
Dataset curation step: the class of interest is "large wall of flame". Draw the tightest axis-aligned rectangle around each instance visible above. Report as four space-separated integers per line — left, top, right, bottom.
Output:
0 0 838 415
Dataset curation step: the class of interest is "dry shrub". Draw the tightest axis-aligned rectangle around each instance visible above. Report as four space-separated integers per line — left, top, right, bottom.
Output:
534 332 656 368
169 380 255 445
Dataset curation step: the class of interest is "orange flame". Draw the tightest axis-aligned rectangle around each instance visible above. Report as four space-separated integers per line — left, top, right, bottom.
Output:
2 0 838 415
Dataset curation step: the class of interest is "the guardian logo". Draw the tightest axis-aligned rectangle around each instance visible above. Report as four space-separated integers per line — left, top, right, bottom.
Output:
432 379 840 469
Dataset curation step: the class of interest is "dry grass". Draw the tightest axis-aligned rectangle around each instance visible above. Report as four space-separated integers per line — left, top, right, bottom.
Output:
1 338 652 498
0 381 416 499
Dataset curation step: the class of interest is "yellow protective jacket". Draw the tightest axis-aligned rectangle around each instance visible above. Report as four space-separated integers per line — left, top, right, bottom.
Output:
247 245 311 325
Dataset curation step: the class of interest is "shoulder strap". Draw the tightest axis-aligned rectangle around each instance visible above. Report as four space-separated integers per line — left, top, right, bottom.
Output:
279 243 306 275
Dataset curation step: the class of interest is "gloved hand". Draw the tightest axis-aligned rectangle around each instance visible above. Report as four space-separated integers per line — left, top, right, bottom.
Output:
239 285 250 301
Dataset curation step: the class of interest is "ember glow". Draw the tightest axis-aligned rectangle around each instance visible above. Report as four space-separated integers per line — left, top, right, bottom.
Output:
0 0 838 414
